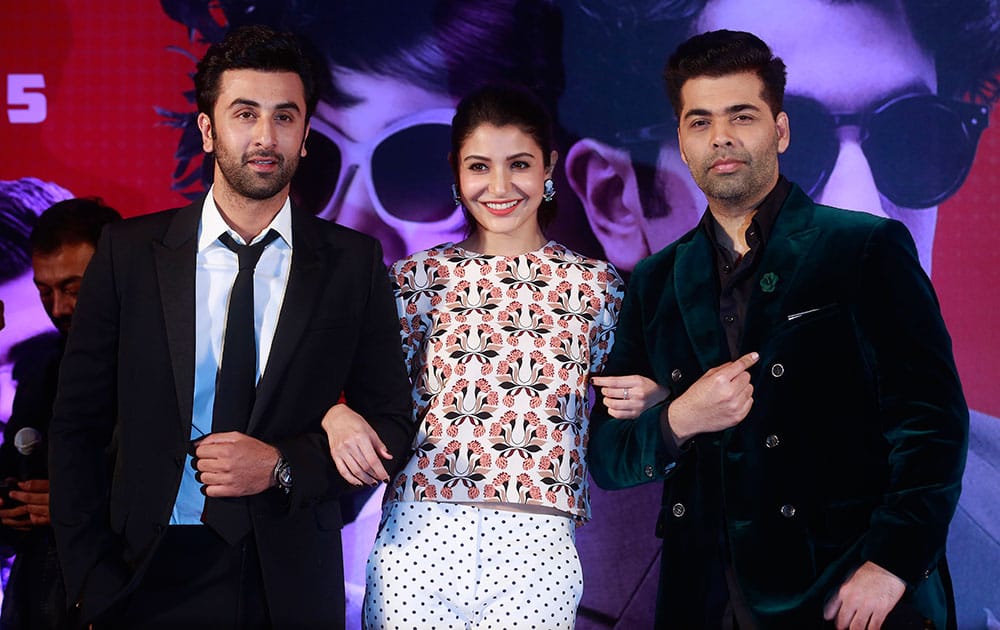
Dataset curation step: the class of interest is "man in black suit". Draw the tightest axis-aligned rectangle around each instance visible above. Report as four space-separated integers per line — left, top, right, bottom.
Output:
0 197 120 629
48 25 413 627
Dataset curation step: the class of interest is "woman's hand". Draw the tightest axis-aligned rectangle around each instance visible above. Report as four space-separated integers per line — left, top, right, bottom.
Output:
591 374 669 419
321 403 393 486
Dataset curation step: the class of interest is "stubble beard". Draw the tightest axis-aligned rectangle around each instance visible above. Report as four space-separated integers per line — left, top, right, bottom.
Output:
693 139 780 207
214 142 300 201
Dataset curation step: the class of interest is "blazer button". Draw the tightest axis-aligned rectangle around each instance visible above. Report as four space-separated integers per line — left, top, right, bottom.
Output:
765 434 780 449
780 504 796 518
671 369 683 382
672 503 686 517
771 363 785 378
644 465 655 479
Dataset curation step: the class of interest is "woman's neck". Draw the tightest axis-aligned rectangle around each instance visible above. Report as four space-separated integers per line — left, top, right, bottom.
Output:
458 229 548 257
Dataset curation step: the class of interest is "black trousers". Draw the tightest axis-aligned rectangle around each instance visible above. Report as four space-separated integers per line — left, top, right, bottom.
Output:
99 525 270 629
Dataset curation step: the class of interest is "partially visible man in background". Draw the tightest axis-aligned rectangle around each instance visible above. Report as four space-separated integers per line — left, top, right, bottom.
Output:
0 179 72 425
0 198 120 629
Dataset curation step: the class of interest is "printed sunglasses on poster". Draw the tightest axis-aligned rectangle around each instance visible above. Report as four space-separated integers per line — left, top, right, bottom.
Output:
293 108 465 232
779 93 989 208
615 93 989 211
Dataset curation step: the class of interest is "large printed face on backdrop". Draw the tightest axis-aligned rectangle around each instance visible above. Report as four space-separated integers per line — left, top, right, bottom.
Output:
569 0 986 275
304 71 464 264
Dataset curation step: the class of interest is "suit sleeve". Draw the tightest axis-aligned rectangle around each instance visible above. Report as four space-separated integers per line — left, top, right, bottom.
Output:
340 241 414 475
856 219 968 585
587 259 675 490
274 239 413 502
48 227 131 616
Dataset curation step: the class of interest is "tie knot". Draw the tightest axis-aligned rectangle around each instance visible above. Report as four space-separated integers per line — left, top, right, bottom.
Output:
219 229 280 270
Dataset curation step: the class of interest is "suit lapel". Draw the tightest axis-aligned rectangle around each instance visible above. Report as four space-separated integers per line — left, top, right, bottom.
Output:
740 187 821 353
248 211 333 432
674 231 729 372
153 201 201 430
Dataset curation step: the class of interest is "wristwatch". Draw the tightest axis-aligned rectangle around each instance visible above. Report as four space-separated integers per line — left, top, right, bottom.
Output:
273 454 293 494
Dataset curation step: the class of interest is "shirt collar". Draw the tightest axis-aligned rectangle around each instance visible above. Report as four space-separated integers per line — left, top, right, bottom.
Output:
197 185 294 252
700 175 791 254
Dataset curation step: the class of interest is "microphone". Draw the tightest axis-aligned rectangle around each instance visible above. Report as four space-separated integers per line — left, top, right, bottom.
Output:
13 427 44 481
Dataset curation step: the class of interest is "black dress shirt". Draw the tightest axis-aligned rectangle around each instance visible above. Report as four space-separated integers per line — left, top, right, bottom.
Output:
691 176 792 629
702 176 792 359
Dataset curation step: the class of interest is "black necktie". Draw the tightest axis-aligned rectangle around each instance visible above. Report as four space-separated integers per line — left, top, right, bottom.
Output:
202 228 279 543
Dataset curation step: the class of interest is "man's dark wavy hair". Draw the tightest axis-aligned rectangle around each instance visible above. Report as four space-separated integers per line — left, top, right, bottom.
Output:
30 198 122 256
664 29 786 119
193 24 319 120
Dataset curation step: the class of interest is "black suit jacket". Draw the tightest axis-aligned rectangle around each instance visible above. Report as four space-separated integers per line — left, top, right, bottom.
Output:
48 199 413 626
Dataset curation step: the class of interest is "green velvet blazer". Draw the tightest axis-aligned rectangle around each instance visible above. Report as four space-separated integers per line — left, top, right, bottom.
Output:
588 185 968 628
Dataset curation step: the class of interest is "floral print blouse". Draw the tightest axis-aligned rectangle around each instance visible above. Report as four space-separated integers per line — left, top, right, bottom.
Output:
386 241 625 521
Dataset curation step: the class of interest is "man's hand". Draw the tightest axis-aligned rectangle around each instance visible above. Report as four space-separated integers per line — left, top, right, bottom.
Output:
0 501 31 530
823 561 907 630
666 352 758 443
0 479 50 530
592 374 669 419
194 432 280 497
321 403 392 487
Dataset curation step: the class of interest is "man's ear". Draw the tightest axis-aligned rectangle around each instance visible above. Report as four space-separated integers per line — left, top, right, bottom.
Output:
776 111 790 154
198 112 214 154
565 138 649 271
677 127 689 166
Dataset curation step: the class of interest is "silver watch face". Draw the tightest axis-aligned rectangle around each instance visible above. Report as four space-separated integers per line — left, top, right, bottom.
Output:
278 462 293 487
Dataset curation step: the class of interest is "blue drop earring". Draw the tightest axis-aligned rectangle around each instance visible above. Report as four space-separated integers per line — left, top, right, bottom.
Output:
542 178 556 202
451 183 461 205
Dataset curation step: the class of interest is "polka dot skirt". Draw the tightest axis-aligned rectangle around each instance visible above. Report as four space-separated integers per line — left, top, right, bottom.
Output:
363 501 583 629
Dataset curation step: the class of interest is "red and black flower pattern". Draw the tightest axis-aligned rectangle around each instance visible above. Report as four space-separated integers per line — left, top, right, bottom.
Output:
388 242 624 521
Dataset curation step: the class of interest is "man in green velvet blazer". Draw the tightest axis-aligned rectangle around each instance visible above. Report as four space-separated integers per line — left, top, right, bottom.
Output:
588 30 968 628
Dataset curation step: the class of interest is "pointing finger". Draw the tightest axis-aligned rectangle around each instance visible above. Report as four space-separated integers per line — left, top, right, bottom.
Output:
722 352 759 380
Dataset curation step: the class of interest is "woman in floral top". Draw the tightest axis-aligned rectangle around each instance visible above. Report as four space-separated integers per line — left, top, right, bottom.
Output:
325 85 624 629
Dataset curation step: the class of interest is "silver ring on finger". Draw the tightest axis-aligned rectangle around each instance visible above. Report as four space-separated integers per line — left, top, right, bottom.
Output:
623 388 630 400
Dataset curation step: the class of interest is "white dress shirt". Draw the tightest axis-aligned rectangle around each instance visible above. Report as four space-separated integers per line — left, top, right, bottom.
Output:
171 189 293 524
